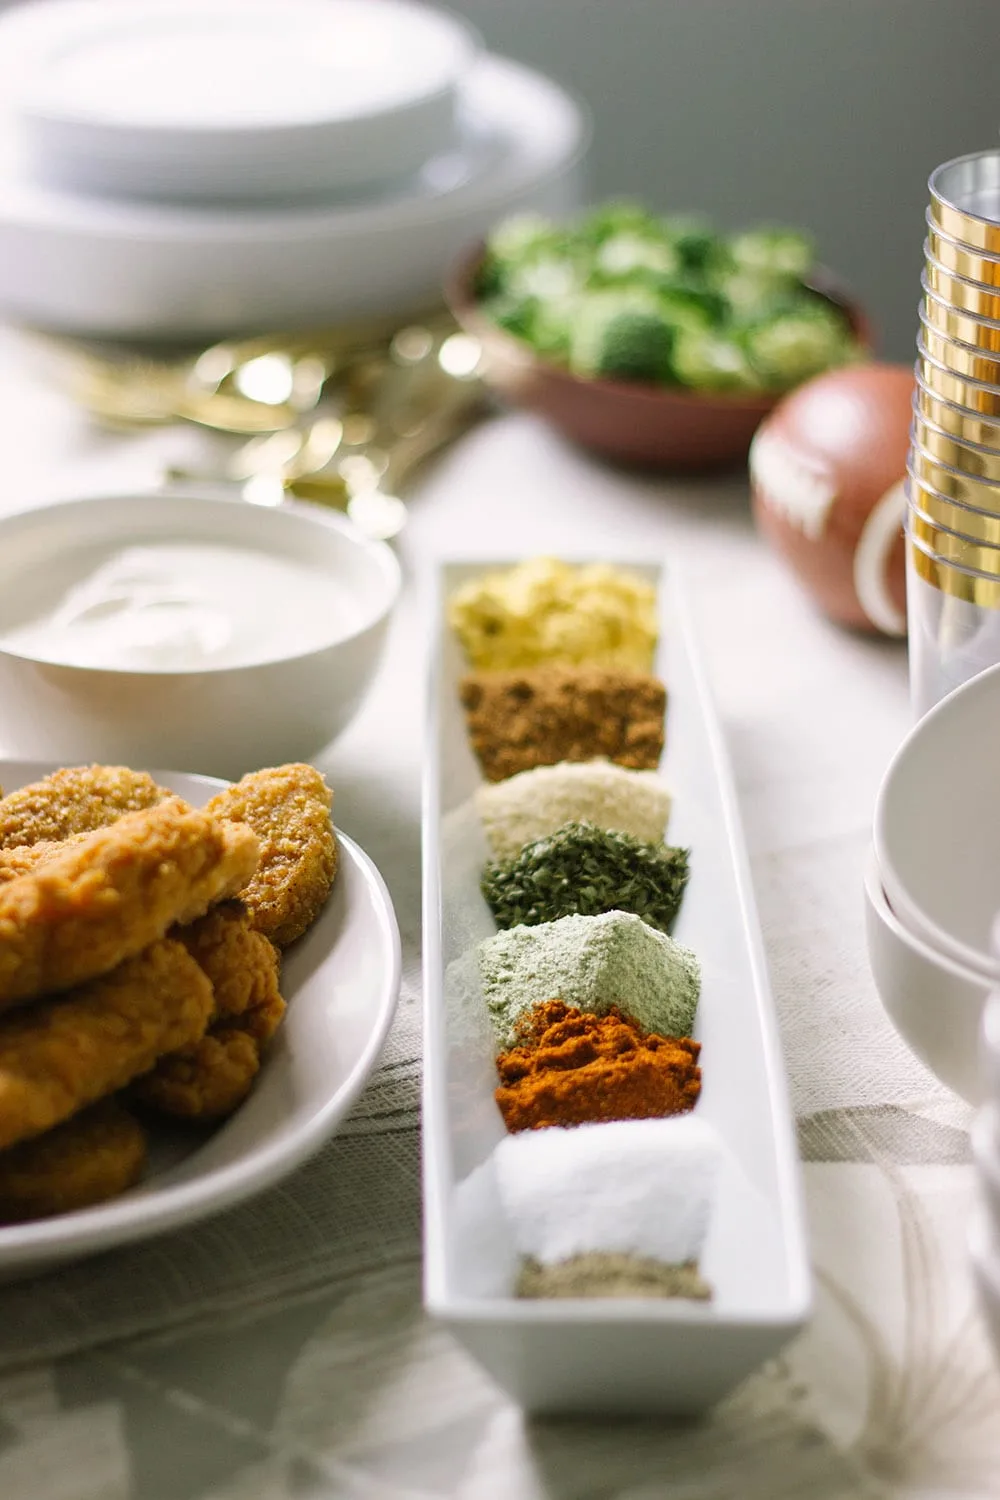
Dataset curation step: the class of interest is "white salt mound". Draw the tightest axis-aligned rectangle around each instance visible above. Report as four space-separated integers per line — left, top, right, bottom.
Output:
493 1115 722 1268
475 759 672 861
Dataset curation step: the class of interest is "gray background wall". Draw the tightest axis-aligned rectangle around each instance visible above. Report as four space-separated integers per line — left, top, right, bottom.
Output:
450 0 1000 362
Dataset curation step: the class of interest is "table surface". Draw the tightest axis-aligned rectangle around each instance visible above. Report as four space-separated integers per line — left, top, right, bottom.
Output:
0 338 997 1500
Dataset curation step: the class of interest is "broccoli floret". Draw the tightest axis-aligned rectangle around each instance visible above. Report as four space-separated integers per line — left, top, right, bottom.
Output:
592 232 679 280
744 304 859 388
717 267 805 325
488 213 560 264
507 256 581 302
671 329 762 393
575 200 659 247
728 227 815 278
569 293 676 383
485 296 540 343
531 295 580 360
661 214 723 272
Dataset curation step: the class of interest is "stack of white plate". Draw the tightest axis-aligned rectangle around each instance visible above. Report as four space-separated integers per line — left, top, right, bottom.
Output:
971 984 1000 1372
0 0 588 337
865 662 1000 1370
866 661 1000 1105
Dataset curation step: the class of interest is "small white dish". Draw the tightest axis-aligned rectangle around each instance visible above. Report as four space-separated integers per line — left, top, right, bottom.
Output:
0 491 400 781
863 848 988 1103
422 560 811 1416
0 0 478 204
968 1208 1000 1371
0 53 587 337
0 758 402 1280
873 660 1000 980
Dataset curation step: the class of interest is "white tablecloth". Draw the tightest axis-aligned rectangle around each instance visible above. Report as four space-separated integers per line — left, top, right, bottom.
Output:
0 340 996 1499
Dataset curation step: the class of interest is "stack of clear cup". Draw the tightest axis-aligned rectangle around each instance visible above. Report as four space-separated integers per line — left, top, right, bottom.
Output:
908 150 1000 714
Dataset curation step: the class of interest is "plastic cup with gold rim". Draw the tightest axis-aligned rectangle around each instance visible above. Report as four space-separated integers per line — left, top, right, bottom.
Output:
918 314 1000 385
914 371 1000 448
917 339 1000 417
924 250 1000 321
926 212 1000 289
929 152 1000 256
908 530 1000 608
908 506 1000 573
920 279 1000 354
908 445 1000 511
911 410 1000 480
907 469 1000 547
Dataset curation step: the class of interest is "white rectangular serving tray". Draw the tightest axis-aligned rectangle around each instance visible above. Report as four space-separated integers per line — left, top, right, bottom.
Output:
421 559 811 1415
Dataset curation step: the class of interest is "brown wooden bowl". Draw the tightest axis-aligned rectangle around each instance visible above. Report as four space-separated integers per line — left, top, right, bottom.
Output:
445 243 871 474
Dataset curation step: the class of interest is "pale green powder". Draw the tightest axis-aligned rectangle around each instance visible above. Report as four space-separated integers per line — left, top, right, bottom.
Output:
475 759 672 861
476 909 700 1051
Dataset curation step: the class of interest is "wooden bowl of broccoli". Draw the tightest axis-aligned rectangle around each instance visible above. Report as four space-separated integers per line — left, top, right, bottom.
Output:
446 204 870 473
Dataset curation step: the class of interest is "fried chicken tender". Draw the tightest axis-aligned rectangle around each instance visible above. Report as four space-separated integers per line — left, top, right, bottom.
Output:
135 916 286 1121
0 801 259 1008
173 901 280 1019
0 766 169 848
134 1029 262 1121
203 764 336 947
0 834 97 887
0 1099 147 1222
0 939 213 1149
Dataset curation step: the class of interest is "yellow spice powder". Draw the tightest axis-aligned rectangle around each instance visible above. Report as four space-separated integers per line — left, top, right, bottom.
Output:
447 557 657 672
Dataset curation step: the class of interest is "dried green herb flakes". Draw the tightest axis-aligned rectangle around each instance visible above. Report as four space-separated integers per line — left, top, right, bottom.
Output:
482 820 690 933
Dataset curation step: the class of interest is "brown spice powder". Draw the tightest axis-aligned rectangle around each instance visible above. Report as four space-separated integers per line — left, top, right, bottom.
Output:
495 1000 701 1132
459 665 666 783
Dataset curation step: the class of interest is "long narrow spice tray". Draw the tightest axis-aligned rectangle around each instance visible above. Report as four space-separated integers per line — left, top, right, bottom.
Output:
421 558 810 1416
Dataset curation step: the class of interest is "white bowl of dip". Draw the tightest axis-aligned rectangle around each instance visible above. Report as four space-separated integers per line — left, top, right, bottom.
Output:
0 491 400 779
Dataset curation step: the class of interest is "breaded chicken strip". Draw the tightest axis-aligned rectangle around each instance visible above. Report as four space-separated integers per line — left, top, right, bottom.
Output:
172 900 280 1019
0 801 259 1008
134 1030 262 1121
0 939 213 1149
135 920 286 1120
203 764 336 947
0 1098 147 1222
0 766 169 848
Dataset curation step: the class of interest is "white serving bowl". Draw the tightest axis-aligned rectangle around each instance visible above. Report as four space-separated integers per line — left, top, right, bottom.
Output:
0 0 478 205
968 1208 1000 1369
863 849 989 1103
873 660 1000 980
0 53 587 338
0 492 400 779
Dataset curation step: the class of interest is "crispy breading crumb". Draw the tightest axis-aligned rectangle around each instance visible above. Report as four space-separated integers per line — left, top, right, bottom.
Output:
0 766 170 848
460 665 667 782
0 801 259 1007
0 939 213 1149
204 765 336 947
0 1099 147 1222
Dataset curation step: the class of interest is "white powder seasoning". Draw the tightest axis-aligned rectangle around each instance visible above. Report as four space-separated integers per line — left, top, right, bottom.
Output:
474 759 672 861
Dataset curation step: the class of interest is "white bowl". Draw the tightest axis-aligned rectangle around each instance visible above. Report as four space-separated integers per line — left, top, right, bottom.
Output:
863 848 989 1103
968 1209 1000 1371
873 660 1000 979
0 0 478 205
0 492 400 779
0 53 587 338
982 989 1000 1103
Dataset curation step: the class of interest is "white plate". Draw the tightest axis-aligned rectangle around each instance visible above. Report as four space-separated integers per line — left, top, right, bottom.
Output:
0 759 401 1279
0 0 478 203
421 561 811 1416
0 54 587 337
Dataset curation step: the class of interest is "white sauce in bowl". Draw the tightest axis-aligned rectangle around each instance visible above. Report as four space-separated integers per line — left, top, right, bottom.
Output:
0 541 355 671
